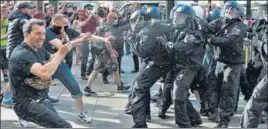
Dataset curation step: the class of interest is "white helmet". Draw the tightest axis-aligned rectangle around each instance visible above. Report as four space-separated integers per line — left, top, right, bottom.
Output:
191 4 205 21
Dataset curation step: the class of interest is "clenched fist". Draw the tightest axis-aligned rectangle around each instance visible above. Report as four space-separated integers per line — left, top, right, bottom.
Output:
58 43 72 55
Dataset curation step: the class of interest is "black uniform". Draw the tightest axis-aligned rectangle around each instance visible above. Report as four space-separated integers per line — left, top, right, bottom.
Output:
244 19 267 100
158 21 203 127
204 17 247 126
241 19 268 128
171 28 205 127
131 21 173 126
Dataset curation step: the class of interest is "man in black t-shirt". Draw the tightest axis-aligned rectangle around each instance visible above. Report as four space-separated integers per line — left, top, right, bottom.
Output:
9 19 72 128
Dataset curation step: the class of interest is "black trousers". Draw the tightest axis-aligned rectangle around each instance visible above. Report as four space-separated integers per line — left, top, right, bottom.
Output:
132 63 171 125
173 68 200 127
241 75 268 128
126 62 148 112
132 52 139 71
14 99 72 128
81 43 94 76
214 62 242 125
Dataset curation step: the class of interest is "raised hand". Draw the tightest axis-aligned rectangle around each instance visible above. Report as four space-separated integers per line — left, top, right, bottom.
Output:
58 43 72 55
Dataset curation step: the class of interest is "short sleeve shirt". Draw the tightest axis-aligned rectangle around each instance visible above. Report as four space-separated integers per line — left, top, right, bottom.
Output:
9 42 51 102
44 27 81 53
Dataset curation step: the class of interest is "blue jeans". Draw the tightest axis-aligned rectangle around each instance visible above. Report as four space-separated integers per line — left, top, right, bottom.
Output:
53 63 83 99
2 85 12 105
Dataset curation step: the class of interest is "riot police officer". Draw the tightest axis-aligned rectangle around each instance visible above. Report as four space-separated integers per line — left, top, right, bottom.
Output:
241 3 268 128
203 1 247 127
202 9 221 118
125 6 163 120
166 5 205 128
129 8 174 128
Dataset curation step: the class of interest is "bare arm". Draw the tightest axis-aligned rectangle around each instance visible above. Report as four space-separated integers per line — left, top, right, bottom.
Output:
30 44 71 80
70 11 77 22
103 32 114 54
59 5 66 14
79 15 95 27
72 20 78 29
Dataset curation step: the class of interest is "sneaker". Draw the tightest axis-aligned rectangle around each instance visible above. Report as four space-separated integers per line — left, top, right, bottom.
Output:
117 85 130 92
3 75 8 82
84 87 96 94
1 100 12 108
120 70 125 74
78 111 92 123
103 78 109 84
19 119 36 128
131 70 139 73
47 96 59 103
81 76 88 80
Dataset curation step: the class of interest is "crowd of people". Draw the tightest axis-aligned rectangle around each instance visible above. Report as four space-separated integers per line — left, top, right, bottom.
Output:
0 1 267 128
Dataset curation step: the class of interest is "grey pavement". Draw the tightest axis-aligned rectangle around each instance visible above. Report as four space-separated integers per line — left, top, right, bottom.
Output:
1 55 267 128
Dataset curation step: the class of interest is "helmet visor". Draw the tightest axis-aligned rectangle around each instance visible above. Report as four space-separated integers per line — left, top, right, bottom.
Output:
173 12 189 26
223 6 240 19
130 15 145 31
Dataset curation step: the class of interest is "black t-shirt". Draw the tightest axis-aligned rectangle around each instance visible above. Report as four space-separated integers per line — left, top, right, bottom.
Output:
45 15 52 27
9 42 51 102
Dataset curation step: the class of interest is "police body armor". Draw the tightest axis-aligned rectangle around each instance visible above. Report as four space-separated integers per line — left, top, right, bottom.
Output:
172 29 206 71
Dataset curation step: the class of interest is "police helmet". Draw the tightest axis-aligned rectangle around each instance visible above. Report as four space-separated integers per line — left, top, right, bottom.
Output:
192 4 205 21
222 1 244 20
206 9 221 23
173 5 196 29
130 9 150 31
169 4 184 20
147 6 162 20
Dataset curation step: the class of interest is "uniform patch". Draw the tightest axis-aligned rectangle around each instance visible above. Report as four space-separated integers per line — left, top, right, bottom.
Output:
183 35 196 43
231 27 241 35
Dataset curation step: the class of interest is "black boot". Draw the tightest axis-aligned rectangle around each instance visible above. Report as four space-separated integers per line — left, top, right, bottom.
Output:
191 118 203 127
146 114 151 122
132 123 148 128
158 107 167 119
47 96 59 103
208 109 219 123
125 108 132 115
214 122 228 128
200 102 209 116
